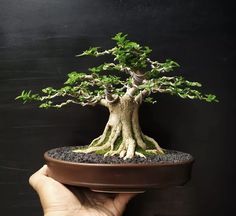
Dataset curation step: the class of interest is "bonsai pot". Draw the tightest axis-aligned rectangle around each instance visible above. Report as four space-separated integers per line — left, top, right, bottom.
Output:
44 146 194 193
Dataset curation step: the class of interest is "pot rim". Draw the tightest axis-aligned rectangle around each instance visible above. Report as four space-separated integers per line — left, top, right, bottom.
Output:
44 147 195 168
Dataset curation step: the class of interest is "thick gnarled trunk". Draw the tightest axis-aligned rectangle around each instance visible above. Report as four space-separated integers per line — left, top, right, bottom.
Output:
74 96 164 159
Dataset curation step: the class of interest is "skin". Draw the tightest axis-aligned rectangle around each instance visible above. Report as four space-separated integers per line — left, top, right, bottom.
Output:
29 165 136 216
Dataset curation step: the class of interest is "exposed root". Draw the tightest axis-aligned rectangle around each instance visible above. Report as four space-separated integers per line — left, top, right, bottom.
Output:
132 107 146 149
135 151 146 158
104 151 114 157
104 140 125 157
109 124 122 151
88 135 101 147
74 123 122 154
146 149 159 154
73 142 110 154
124 138 136 159
119 149 126 158
90 124 111 147
134 131 147 149
74 131 164 157
142 134 164 154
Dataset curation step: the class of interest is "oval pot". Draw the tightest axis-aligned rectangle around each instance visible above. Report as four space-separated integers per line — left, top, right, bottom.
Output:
44 148 194 193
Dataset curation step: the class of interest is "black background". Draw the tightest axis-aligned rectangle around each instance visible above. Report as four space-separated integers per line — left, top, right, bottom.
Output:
0 0 235 215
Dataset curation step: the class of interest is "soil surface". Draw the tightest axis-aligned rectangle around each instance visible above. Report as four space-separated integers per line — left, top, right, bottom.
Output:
47 146 194 164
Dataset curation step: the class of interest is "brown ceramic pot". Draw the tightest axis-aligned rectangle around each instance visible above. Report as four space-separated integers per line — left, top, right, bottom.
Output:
44 149 194 193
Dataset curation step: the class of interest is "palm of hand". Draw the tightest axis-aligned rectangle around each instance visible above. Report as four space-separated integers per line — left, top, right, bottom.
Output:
42 178 129 216
30 165 135 216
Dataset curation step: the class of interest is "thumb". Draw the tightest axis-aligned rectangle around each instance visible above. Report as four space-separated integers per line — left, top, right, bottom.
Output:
29 165 49 192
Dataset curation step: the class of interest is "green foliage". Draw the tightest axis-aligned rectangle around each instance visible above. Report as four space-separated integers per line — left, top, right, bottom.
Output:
112 32 128 44
88 65 105 73
42 87 57 94
16 32 218 109
159 59 180 72
77 47 101 57
205 94 218 102
15 90 40 103
111 32 152 70
64 72 86 85
147 59 180 79
144 97 157 104
39 101 53 109
88 63 123 74
100 75 121 85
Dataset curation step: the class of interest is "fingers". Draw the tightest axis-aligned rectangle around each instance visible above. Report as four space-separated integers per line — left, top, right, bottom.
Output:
29 166 138 216
36 164 48 176
29 165 49 192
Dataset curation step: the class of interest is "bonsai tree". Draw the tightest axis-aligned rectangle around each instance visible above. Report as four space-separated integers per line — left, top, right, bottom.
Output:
16 33 217 160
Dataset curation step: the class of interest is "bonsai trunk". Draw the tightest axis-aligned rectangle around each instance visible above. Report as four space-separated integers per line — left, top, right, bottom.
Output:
74 96 164 159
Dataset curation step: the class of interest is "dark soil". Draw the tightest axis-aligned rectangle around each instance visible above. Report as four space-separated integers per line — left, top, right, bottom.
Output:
47 146 194 164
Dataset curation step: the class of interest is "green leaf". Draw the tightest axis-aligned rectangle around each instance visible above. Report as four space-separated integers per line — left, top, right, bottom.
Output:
76 47 100 57
112 32 128 44
15 90 41 103
39 101 52 109
42 87 56 94
205 94 219 102
64 72 86 85
15 90 26 100
88 65 105 73
144 97 157 104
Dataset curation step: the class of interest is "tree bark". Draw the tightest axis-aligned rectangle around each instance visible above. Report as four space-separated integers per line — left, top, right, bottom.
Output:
74 95 163 159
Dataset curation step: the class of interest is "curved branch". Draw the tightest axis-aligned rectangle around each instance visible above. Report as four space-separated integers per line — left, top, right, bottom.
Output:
99 99 109 107
76 47 115 57
40 99 80 109
125 86 138 98
134 89 150 104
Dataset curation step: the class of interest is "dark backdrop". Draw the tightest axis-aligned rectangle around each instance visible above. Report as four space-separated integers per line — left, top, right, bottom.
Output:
0 0 235 215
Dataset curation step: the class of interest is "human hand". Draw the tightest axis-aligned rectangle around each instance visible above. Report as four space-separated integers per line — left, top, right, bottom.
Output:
29 165 136 216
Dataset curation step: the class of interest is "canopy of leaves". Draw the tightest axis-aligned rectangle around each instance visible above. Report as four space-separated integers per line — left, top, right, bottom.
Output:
16 32 218 108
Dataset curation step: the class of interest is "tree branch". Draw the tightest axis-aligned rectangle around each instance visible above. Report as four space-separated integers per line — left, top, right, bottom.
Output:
134 89 150 104
99 99 109 107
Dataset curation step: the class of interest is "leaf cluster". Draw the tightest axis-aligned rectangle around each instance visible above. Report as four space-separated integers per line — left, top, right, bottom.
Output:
112 33 152 70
